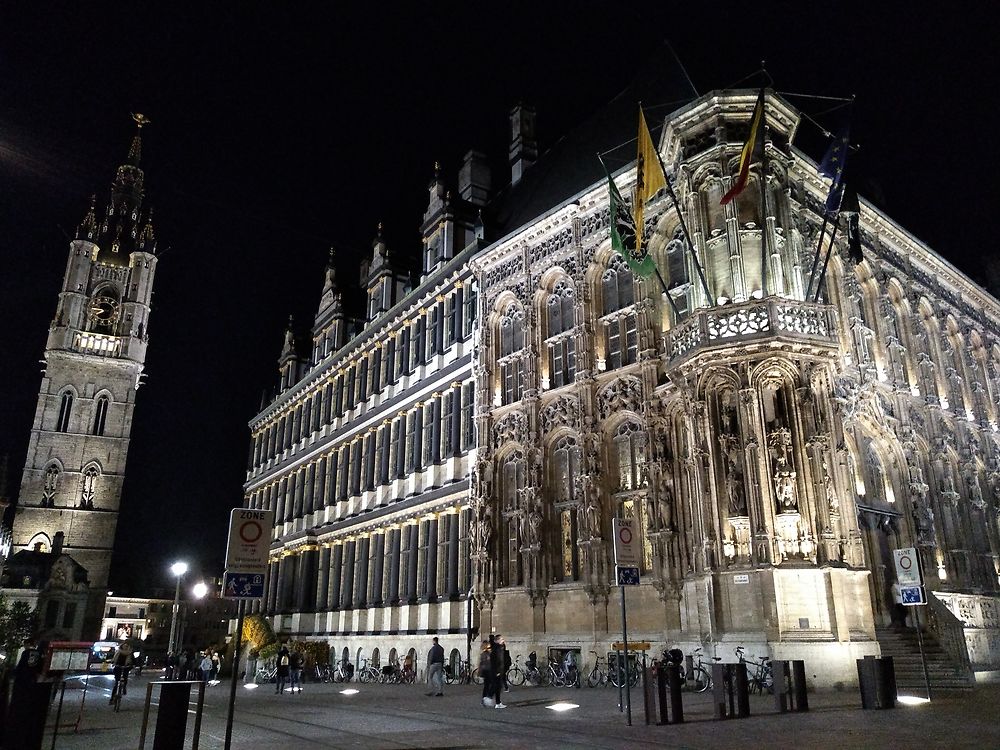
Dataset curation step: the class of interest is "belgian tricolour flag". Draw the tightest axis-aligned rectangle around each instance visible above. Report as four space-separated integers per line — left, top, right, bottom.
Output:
720 89 766 205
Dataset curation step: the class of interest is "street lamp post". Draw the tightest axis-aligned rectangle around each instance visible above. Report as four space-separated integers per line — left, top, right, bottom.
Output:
167 561 188 656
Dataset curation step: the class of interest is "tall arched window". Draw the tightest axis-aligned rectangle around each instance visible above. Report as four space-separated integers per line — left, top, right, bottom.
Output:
497 451 525 588
600 257 638 371
80 465 99 509
551 436 580 582
545 280 576 389
42 465 60 507
92 395 110 436
610 421 652 571
496 303 526 405
56 392 73 433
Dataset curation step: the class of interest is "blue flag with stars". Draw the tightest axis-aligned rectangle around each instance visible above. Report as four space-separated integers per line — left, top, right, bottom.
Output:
819 124 850 214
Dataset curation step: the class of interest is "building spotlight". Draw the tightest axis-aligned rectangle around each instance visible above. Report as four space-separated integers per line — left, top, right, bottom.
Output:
546 702 579 712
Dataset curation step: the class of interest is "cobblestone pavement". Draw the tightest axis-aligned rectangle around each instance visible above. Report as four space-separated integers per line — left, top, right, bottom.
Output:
39 673 1000 749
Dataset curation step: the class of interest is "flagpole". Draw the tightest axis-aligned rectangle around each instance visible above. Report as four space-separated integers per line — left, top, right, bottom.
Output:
804 213 831 301
598 153 682 319
811 218 841 304
759 93 769 298
643 109 712 304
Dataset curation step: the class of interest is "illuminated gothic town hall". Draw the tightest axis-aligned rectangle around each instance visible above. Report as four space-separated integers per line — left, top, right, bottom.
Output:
246 89 1000 687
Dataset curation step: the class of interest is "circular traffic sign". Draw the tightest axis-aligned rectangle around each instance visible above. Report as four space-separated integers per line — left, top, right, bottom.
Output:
618 526 633 545
239 520 263 544
898 554 913 571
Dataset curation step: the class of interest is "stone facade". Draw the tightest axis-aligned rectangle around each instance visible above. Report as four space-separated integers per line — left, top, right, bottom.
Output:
251 90 1000 685
10 121 159 637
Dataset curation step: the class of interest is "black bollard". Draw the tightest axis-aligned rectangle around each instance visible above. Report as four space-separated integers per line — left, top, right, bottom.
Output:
656 664 669 725
711 664 730 720
666 663 684 724
153 682 191 750
791 660 809 712
772 659 790 713
857 656 877 710
873 657 896 710
3 681 51 750
734 662 750 718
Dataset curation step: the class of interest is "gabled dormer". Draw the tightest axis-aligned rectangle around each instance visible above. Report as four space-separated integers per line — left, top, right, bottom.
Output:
420 153 490 279
363 224 410 323
312 248 346 362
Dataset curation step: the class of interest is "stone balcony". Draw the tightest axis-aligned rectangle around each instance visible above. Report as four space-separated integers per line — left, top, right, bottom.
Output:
664 296 839 368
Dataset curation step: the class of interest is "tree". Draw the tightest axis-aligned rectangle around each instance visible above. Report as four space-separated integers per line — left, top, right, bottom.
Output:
0 593 37 671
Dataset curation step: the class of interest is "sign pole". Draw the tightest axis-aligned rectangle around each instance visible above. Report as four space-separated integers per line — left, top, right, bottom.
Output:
223 599 245 750
621 581 631 726
913 602 931 702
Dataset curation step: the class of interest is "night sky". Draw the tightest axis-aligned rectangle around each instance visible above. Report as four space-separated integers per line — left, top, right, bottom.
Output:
1 4 997 595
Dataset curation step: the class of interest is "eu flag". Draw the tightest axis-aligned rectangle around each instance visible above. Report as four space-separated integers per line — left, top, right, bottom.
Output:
819 124 850 214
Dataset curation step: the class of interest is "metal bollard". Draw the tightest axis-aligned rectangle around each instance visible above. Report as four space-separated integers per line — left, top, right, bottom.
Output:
643 667 654 725
873 657 896 710
772 659 790 713
656 665 669 725
711 664 731 720
857 656 878 710
734 662 750 718
666 663 684 724
792 660 809 712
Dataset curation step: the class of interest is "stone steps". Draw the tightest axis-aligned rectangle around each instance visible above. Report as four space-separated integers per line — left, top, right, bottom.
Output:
875 627 974 690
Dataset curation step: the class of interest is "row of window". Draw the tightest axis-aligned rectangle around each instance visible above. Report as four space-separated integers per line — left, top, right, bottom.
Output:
255 285 477 468
40 464 99 509
266 510 472 614
55 392 111 436
248 382 476 522
495 260 640 405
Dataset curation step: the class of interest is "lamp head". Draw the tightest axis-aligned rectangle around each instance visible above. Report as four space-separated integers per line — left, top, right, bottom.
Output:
192 582 209 599
170 561 189 578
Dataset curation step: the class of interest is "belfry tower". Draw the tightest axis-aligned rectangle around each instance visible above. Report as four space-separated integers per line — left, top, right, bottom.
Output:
11 115 159 636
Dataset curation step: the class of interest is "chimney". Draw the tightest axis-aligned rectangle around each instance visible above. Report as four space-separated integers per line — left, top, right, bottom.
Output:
458 150 492 206
52 531 64 556
509 104 537 185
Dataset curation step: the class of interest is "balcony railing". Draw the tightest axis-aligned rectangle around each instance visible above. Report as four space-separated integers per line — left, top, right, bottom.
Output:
73 332 122 357
665 297 837 365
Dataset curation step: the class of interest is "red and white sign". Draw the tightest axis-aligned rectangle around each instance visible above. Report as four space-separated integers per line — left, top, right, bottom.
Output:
893 547 923 587
225 508 274 573
613 517 639 567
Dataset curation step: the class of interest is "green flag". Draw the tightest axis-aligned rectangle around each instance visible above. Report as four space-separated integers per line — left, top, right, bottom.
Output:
605 167 656 278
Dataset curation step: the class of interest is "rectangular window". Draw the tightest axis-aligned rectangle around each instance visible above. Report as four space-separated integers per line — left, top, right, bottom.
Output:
350 440 363 496
441 392 454 456
63 602 77 629
422 404 435 467
358 358 369 403
549 338 577 389
370 348 382 395
405 412 417 473
412 319 424 370
400 327 411 375
606 320 622 370
335 374 345 417
384 338 396 385
461 382 475 450
444 296 456 347
624 316 638 366
426 307 437 360
338 448 350 500
364 432 377 491
500 360 523 406
378 425 390 484
45 600 59 629
463 284 477 340
345 367 356 410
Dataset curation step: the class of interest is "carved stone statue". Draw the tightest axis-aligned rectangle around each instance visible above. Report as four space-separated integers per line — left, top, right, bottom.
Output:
822 459 839 513
774 469 797 512
914 502 936 545
527 507 543 548
657 476 674 530
725 453 748 515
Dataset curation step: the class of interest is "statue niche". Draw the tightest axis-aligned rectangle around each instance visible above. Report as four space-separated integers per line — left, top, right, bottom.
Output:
714 387 748 517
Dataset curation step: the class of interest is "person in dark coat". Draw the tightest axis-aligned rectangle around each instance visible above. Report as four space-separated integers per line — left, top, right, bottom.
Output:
489 635 506 709
275 646 290 694
478 641 494 707
497 635 512 693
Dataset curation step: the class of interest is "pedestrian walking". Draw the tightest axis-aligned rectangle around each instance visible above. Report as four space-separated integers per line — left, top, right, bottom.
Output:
199 652 212 684
425 637 445 697
478 641 494 708
165 651 176 680
489 635 506 709
289 649 303 693
497 635 511 693
276 646 290 694
210 651 221 681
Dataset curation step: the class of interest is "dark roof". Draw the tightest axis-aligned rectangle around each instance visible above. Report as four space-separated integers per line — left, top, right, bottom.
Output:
484 45 696 240
1 549 89 589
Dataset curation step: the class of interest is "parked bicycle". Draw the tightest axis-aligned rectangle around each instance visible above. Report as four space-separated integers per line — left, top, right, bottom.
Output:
332 660 354 683
506 655 527 687
522 653 546 686
679 647 714 693
735 646 773 694
313 663 332 683
254 662 277 684
607 652 640 689
444 659 472 685
357 658 381 683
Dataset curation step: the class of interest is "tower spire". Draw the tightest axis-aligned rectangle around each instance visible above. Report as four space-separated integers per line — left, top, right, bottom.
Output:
128 113 150 167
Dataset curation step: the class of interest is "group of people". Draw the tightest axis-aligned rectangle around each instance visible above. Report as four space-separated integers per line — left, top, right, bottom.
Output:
478 634 511 709
165 648 221 683
274 645 304 694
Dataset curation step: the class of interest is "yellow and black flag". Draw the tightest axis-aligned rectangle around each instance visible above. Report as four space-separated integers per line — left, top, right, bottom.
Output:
634 108 667 254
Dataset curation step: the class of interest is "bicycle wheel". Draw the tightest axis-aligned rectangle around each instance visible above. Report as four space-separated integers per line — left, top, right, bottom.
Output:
508 666 525 686
471 667 483 685
691 666 711 693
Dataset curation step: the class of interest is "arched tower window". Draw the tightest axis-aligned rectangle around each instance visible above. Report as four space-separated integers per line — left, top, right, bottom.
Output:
92 395 110 436
42 465 60 507
56 392 73 433
80 465 100 509
545 280 576 389
600 256 638 371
